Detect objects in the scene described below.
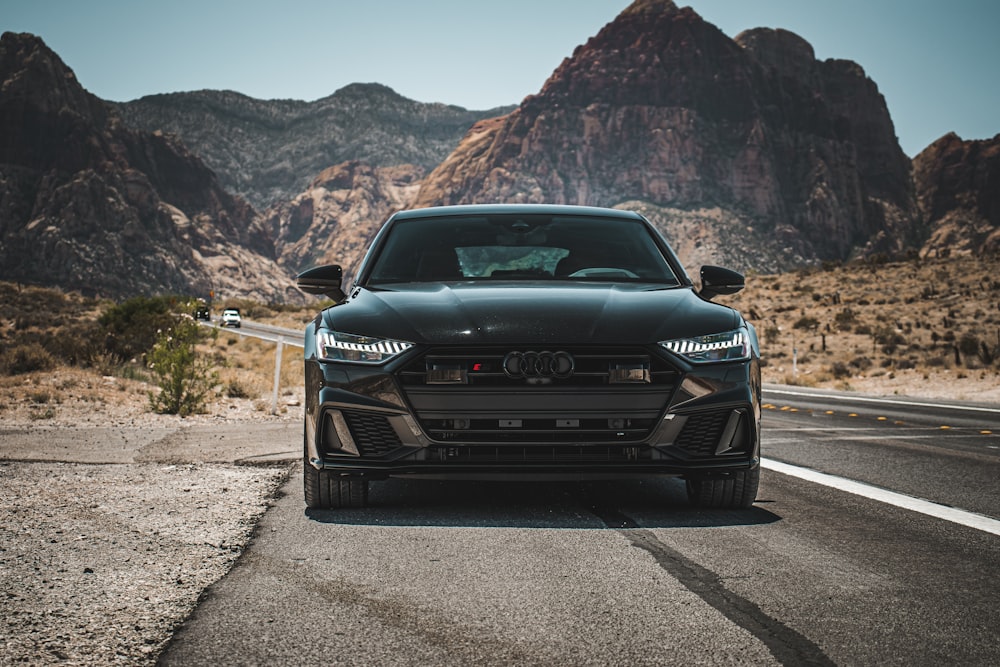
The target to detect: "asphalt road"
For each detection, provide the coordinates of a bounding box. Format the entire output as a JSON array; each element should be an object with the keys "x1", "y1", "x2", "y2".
[
  {"x1": 202, "y1": 319, "x2": 305, "y2": 348},
  {"x1": 159, "y1": 386, "x2": 1000, "y2": 666}
]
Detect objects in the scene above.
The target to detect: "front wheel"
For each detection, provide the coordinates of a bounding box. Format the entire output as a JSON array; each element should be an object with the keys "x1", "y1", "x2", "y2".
[
  {"x1": 303, "y1": 451, "x2": 369, "y2": 509},
  {"x1": 686, "y1": 466, "x2": 759, "y2": 509}
]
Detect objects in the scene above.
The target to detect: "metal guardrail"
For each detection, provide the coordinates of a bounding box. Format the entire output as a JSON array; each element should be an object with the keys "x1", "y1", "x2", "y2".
[{"x1": 199, "y1": 319, "x2": 304, "y2": 413}]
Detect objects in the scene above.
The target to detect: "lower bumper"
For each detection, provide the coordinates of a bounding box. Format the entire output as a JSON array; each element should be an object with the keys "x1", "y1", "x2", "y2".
[
  {"x1": 307, "y1": 458, "x2": 757, "y2": 481},
  {"x1": 308, "y1": 406, "x2": 758, "y2": 479},
  {"x1": 305, "y1": 355, "x2": 761, "y2": 480}
]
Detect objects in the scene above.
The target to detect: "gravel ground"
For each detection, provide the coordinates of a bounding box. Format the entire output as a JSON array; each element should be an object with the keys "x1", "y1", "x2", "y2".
[
  {"x1": 0, "y1": 366, "x2": 303, "y2": 664},
  {"x1": 0, "y1": 461, "x2": 290, "y2": 664}
]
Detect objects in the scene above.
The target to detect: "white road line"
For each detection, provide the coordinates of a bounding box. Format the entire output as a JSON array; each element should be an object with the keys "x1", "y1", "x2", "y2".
[
  {"x1": 766, "y1": 427, "x2": 963, "y2": 433},
  {"x1": 764, "y1": 388, "x2": 1000, "y2": 415},
  {"x1": 761, "y1": 458, "x2": 1000, "y2": 537},
  {"x1": 767, "y1": 432, "x2": 991, "y2": 442}
]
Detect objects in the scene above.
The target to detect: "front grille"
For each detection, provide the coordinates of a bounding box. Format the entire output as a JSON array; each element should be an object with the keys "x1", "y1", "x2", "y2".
[
  {"x1": 342, "y1": 411, "x2": 402, "y2": 457},
  {"x1": 673, "y1": 411, "x2": 730, "y2": 457},
  {"x1": 398, "y1": 346, "x2": 679, "y2": 388},
  {"x1": 428, "y1": 444, "x2": 652, "y2": 464},
  {"x1": 397, "y1": 346, "x2": 677, "y2": 444}
]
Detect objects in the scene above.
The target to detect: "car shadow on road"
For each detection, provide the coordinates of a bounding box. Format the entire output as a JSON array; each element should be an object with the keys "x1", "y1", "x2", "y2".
[{"x1": 305, "y1": 476, "x2": 781, "y2": 529}]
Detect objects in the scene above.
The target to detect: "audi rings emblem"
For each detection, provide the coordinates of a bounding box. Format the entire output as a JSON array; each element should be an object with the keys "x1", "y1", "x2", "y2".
[{"x1": 503, "y1": 350, "x2": 575, "y2": 379}]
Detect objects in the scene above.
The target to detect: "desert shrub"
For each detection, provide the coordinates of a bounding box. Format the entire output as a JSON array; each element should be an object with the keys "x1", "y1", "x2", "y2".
[
  {"x1": 763, "y1": 325, "x2": 781, "y2": 346},
  {"x1": 793, "y1": 316, "x2": 820, "y2": 330},
  {"x1": 849, "y1": 356, "x2": 872, "y2": 371},
  {"x1": 872, "y1": 326, "x2": 906, "y2": 355},
  {"x1": 147, "y1": 317, "x2": 219, "y2": 416},
  {"x1": 35, "y1": 321, "x2": 103, "y2": 367},
  {"x1": 87, "y1": 351, "x2": 124, "y2": 376},
  {"x1": 224, "y1": 378, "x2": 256, "y2": 399},
  {"x1": 925, "y1": 356, "x2": 947, "y2": 368},
  {"x1": 829, "y1": 362, "x2": 852, "y2": 379},
  {"x1": 28, "y1": 407, "x2": 56, "y2": 421},
  {"x1": 981, "y1": 341, "x2": 997, "y2": 366},
  {"x1": 955, "y1": 333, "x2": 998, "y2": 368},
  {"x1": 98, "y1": 295, "x2": 179, "y2": 361},
  {"x1": 834, "y1": 308, "x2": 857, "y2": 328},
  {"x1": 957, "y1": 333, "x2": 980, "y2": 356},
  {"x1": 0, "y1": 343, "x2": 56, "y2": 375}
]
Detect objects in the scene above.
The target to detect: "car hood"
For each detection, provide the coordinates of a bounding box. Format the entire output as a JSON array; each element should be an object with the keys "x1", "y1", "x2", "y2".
[{"x1": 322, "y1": 282, "x2": 740, "y2": 345}]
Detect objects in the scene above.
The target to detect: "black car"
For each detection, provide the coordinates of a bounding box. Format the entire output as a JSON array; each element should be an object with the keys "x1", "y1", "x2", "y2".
[{"x1": 297, "y1": 205, "x2": 761, "y2": 510}]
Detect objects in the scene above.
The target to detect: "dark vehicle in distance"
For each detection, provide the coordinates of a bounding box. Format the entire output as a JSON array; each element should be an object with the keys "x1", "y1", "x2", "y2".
[
  {"x1": 194, "y1": 302, "x2": 210, "y2": 321},
  {"x1": 298, "y1": 205, "x2": 761, "y2": 510}
]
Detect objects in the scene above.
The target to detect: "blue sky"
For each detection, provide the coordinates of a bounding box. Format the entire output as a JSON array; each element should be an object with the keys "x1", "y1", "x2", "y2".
[{"x1": 5, "y1": 0, "x2": 998, "y2": 157}]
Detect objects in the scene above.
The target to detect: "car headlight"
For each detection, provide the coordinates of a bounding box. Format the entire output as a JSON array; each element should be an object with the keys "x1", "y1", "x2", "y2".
[
  {"x1": 658, "y1": 328, "x2": 751, "y2": 363},
  {"x1": 316, "y1": 330, "x2": 414, "y2": 364}
]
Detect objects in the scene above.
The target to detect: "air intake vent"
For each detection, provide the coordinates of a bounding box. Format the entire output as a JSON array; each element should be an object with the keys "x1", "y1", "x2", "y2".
[
  {"x1": 674, "y1": 411, "x2": 732, "y2": 457},
  {"x1": 341, "y1": 411, "x2": 402, "y2": 457}
]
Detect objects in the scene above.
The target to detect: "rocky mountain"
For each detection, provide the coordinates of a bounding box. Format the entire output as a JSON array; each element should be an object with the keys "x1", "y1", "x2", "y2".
[
  {"x1": 115, "y1": 86, "x2": 513, "y2": 209},
  {"x1": 0, "y1": 32, "x2": 302, "y2": 302},
  {"x1": 914, "y1": 132, "x2": 1000, "y2": 256},
  {"x1": 413, "y1": 0, "x2": 920, "y2": 273},
  {"x1": 4, "y1": 0, "x2": 995, "y2": 306},
  {"x1": 263, "y1": 161, "x2": 423, "y2": 284}
]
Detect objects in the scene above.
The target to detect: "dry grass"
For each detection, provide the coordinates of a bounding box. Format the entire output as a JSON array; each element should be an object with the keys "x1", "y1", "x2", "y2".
[
  {"x1": 0, "y1": 287, "x2": 317, "y2": 425},
  {"x1": 726, "y1": 254, "x2": 1000, "y2": 402},
  {"x1": 205, "y1": 329, "x2": 306, "y2": 413}
]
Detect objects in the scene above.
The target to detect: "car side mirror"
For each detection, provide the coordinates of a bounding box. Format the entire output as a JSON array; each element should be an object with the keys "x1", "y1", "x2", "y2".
[
  {"x1": 700, "y1": 265, "x2": 745, "y2": 299},
  {"x1": 297, "y1": 264, "x2": 346, "y2": 302}
]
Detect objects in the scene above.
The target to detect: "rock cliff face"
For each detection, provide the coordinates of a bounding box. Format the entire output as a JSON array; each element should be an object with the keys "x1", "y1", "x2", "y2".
[
  {"x1": 262, "y1": 161, "x2": 423, "y2": 284},
  {"x1": 0, "y1": 32, "x2": 302, "y2": 302},
  {"x1": 116, "y1": 86, "x2": 512, "y2": 209},
  {"x1": 914, "y1": 132, "x2": 1000, "y2": 256},
  {"x1": 414, "y1": 0, "x2": 919, "y2": 272}
]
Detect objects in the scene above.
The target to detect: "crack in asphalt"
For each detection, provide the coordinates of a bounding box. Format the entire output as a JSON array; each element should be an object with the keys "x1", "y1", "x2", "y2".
[{"x1": 588, "y1": 504, "x2": 834, "y2": 667}]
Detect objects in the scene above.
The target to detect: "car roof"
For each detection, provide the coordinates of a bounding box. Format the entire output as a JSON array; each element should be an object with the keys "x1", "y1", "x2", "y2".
[{"x1": 389, "y1": 204, "x2": 646, "y2": 222}]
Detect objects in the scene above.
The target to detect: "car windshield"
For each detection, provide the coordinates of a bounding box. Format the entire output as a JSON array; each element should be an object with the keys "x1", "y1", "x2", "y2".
[{"x1": 366, "y1": 214, "x2": 680, "y2": 285}]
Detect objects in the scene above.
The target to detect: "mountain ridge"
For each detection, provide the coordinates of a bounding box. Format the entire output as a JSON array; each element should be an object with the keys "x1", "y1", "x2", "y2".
[{"x1": 115, "y1": 84, "x2": 513, "y2": 209}]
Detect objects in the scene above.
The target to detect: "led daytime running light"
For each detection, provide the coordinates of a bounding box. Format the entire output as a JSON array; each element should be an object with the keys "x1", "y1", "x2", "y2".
[
  {"x1": 327, "y1": 338, "x2": 412, "y2": 355},
  {"x1": 317, "y1": 330, "x2": 413, "y2": 364},
  {"x1": 659, "y1": 330, "x2": 750, "y2": 363}
]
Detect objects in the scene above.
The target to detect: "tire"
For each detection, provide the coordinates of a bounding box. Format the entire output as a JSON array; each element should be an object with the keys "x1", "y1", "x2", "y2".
[
  {"x1": 303, "y1": 449, "x2": 369, "y2": 509},
  {"x1": 686, "y1": 466, "x2": 759, "y2": 509}
]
